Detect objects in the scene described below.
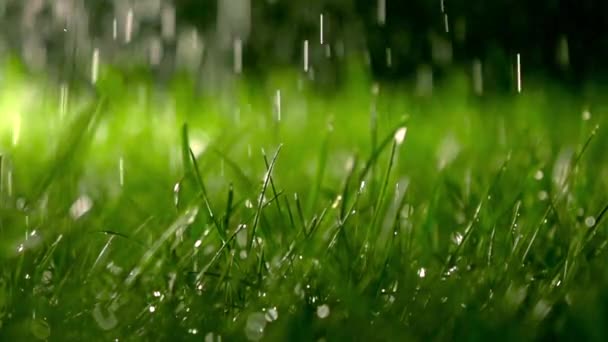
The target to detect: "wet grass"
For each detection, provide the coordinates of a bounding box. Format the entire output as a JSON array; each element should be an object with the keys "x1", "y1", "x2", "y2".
[{"x1": 1, "y1": 60, "x2": 608, "y2": 340}]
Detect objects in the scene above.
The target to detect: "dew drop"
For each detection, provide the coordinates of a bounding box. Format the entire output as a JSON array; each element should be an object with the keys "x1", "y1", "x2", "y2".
[
  {"x1": 30, "y1": 318, "x2": 50, "y2": 340},
  {"x1": 316, "y1": 304, "x2": 330, "y2": 319},
  {"x1": 245, "y1": 312, "x2": 267, "y2": 341}
]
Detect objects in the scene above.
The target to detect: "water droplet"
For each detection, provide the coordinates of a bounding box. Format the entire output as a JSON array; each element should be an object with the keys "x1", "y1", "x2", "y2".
[
  {"x1": 274, "y1": 90, "x2": 281, "y2": 121},
  {"x1": 234, "y1": 38, "x2": 243, "y2": 74},
  {"x1": 516, "y1": 53, "x2": 522, "y2": 93},
  {"x1": 265, "y1": 307, "x2": 278, "y2": 322},
  {"x1": 585, "y1": 216, "x2": 596, "y2": 228},
  {"x1": 149, "y1": 306, "x2": 156, "y2": 313},
  {"x1": 316, "y1": 304, "x2": 330, "y2": 319},
  {"x1": 452, "y1": 232, "x2": 463, "y2": 245},
  {"x1": 30, "y1": 318, "x2": 50, "y2": 340},
  {"x1": 532, "y1": 300, "x2": 552, "y2": 321},
  {"x1": 245, "y1": 312, "x2": 267, "y2": 341},
  {"x1": 303, "y1": 40, "x2": 309, "y2": 72},
  {"x1": 319, "y1": 14, "x2": 324, "y2": 44},
  {"x1": 472, "y1": 59, "x2": 483, "y2": 95},
  {"x1": 582, "y1": 109, "x2": 591, "y2": 121},
  {"x1": 377, "y1": 0, "x2": 386, "y2": 25},
  {"x1": 153, "y1": 291, "x2": 161, "y2": 298},
  {"x1": 538, "y1": 191, "x2": 548, "y2": 201},
  {"x1": 331, "y1": 195, "x2": 342, "y2": 209},
  {"x1": 534, "y1": 170, "x2": 544, "y2": 180},
  {"x1": 118, "y1": 157, "x2": 125, "y2": 186},
  {"x1": 91, "y1": 48, "x2": 99, "y2": 84},
  {"x1": 125, "y1": 8, "x2": 134, "y2": 43},
  {"x1": 92, "y1": 303, "x2": 118, "y2": 330},
  {"x1": 194, "y1": 240, "x2": 202, "y2": 248},
  {"x1": 394, "y1": 127, "x2": 407, "y2": 145},
  {"x1": 417, "y1": 267, "x2": 426, "y2": 278},
  {"x1": 188, "y1": 328, "x2": 198, "y2": 335},
  {"x1": 70, "y1": 195, "x2": 93, "y2": 220}
]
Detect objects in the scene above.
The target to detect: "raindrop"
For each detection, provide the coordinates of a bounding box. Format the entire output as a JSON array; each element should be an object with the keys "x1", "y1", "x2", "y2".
[
  {"x1": 149, "y1": 306, "x2": 156, "y2": 313},
  {"x1": 415, "y1": 65, "x2": 433, "y2": 96},
  {"x1": 532, "y1": 300, "x2": 551, "y2": 321},
  {"x1": 331, "y1": 195, "x2": 342, "y2": 209},
  {"x1": 320, "y1": 14, "x2": 324, "y2": 44},
  {"x1": 234, "y1": 38, "x2": 243, "y2": 74},
  {"x1": 161, "y1": 5, "x2": 176, "y2": 40},
  {"x1": 112, "y1": 17, "x2": 118, "y2": 40},
  {"x1": 377, "y1": 0, "x2": 386, "y2": 25},
  {"x1": 153, "y1": 291, "x2": 161, "y2": 297},
  {"x1": 274, "y1": 90, "x2": 281, "y2": 121},
  {"x1": 417, "y1": 267, "x2": 426, "y2": 278},
  {"x1": 92, "y1": 303, "x2": 118, "y2": 330},
  {"x1": 125, "y1": 8, "x2": 134, "y2": 43},
  {"x1": 534, "y1": 170, "x2": 544, "y2": 180},
  {"x1": 188, "y1": 328, "x2": 198, "y2": 335},
  {"x1": 386, "y1": 47, "x2": 392, "y2": 67},
  {"x1": 452, "y1": 232, "x2": 463, "y2": 246},
  {"x1": 444, "y1": 14, "x2": 449, "y2": 33},
  {"x1": 70, "y1": 195, "x2": 93, "y2": 220},
  {"x1": 394, "y1": 127, "x2": 407, "y2": 145},
  {"x1": 118, "y1": 157, "x2": 125, "y2": 186},
  {"x1": 236, "y1": 225, "x2": 248, "y2": 247},
  {"x1": 12, "y1": 114, "x2": 21, "y2": 146},
  {"x1": 360, "y1": 181, "x2": 366, "y2": 192},
  {"x1": 245, "y1": 312, "x2": 267, "y2": 341},
  {"x1": 316, "y1": 304, "x2": 330, "y2": 319},
  {"x1": 585, "y1": 216, "x2": 596, "y2": 228},
  {"x1": 30, "y1": 318, "x2": 50, "y2": 340},
  {"x1": 557, "y1": 35, "x2": 569, "y2": 67},
  {"x1": 472, "y1": 59, "x2": 483, "y2": 95},
  {"x1": 149, "y1": 37, "x2": 163, "y2": 65},
  {"x1": 582, "y1": 109, "x2": 591, "y2": 121},
  {"x1": 303, "y1": 40, "x2": 309, "y2": 72},
  {"x1": 91, "y1": 48, "x2": 99, "y2": 84},
  {"x1": 194, "y1": 239, "x2": 202, "y2": 248},
  {"x1": 59, "y1": 83, "x2": 69, "y2": 119},
  {"x1": 516, "y1": 53, "x2": 522, "y2": 93},
  {"x1": 265, "y1": 307, "x2": 279, "y2": 322}
]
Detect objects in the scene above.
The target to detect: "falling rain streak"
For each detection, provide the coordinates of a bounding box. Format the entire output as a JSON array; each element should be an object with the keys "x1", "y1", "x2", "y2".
[
  {"x1": 91, "y1": 48, "x2": 99, "y2": 84},
  {"x1": 473, "y1": 59, "x2": 483, "y2": 95},
  {"x1": 234, "y1": 38, "x2": 243, "y2": 74},
  {"x1": 125, "y1": 9, "x2": 133, "y2": 43},
  {"x1": 378, "y1": 0, "x2": 386, "y2": 25},
  {"x1": 119, "y1": 157, "x2": 125, "y2": 187},
  {"x1": 112, "y1": 18, "x2": 117, "y2": 40},
  {"x1": 517, "y1": 53, "x2": 522, "y2": 93},
  {"x1": 303, "y1": 40, "x2": 309, "y2": 72},
  {"x1": 320, "y1": 14, "x2": 324, "y2": 44},
  {"x1": 275, "y1": 90, "x2": 281, "y2": 121},
  {"x1": 59, "y1": 83, "x2": 69, "y2": 119}
]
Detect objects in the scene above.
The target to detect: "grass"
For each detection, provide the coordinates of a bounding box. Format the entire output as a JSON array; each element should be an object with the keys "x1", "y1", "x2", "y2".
[{"x1": 1, "y1": 57, "x2": 608, "y2": 340}]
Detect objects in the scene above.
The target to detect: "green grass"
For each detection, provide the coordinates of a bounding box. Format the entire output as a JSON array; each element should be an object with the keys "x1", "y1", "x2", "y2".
[{"x1": 1, "y1": 57, "x2": 608, "y2": 340}]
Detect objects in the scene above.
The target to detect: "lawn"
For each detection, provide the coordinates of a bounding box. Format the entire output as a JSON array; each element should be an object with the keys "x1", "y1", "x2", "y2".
[{"x1": 1, "y1": 57, "x2": 608, "y2": 340}]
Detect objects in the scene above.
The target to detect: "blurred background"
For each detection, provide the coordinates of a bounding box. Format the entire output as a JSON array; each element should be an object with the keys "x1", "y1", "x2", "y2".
[{"x1": 1, "y1": 0, "x2": 607, "y2": 94}]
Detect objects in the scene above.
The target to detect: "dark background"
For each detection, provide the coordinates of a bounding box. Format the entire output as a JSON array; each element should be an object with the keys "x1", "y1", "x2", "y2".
[{"x1": 2, "y1": 0, "x2": 608, "y2": 91}]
